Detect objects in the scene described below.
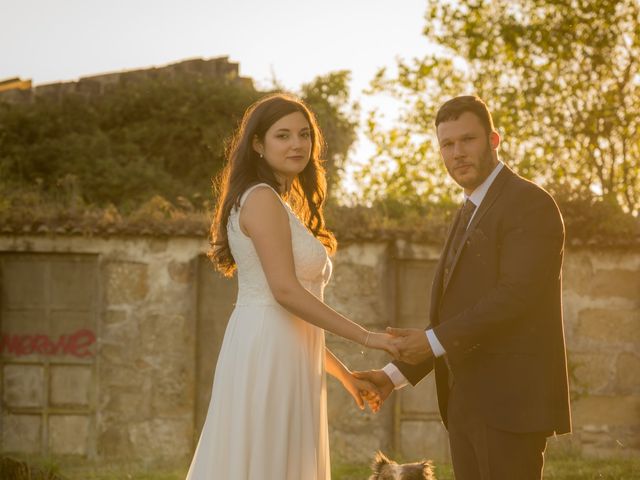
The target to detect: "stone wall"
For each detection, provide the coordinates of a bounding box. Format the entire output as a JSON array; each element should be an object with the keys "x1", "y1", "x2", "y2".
[
  {"x1": 0, "y1": 236, "x2": 199, "y2": 462},
  {"x1": 561, "y1": 249, "x2": 640, "y2": 457},
  {"x1": 0, "y1": 234, "x2": 638, "y2": 466},
  {"x1": 0, "y1": 57, "x2": 252, "y2": 104}
]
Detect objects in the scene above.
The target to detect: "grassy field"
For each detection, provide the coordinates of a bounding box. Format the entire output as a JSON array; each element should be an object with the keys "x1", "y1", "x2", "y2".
[{"x1": 15, "y1": 452, "x2": 639, "y2": 480}]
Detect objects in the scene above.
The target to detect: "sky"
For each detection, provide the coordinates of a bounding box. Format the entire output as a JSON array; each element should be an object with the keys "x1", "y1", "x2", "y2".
[{"x1": 1, "y1": 0, "x2": 434, "y2": 192}]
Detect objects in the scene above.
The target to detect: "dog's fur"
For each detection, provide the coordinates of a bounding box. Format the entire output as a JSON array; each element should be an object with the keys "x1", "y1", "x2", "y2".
[
  {"x1": 368, "y1": 451, "x2": 435, "y2": 480},
  {"x1": 0, "y1": 456, "x2": 63, "y2": 480}
]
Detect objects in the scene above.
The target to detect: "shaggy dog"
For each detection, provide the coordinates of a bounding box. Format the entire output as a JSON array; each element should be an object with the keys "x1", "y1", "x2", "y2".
[
  {"x1": 368, "y1": 451, "x2": 435, "y2": 479},
  {"x1": 0, "y1": 456, "x2": 63, "y2": 480}
]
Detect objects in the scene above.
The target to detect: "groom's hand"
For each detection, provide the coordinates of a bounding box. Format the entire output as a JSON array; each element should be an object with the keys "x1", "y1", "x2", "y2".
[
  {"x1": 352, "y1": 369, "x2": 395, "y2": 413},
  {"x1": 386, "y1": 327, "x2": 433, "y2": 365}
]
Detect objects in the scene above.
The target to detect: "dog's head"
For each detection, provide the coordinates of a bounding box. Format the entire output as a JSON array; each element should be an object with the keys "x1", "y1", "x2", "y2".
[{"x1": 368, "y1": 451, "x2": 434, "y2": 480}]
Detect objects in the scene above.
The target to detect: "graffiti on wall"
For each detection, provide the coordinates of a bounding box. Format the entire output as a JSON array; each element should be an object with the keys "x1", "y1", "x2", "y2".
[{"x1": 0, "y1": 329, "x2": 96, "y2": 358}]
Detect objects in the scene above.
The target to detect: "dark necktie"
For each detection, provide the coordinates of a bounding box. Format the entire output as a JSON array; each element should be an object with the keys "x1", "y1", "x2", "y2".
[
  {"x1": 442, "y1": 199, "x2": 477, "y2": 389},
  {"x1": 444, "y1": 199, "x2": 477, "y2": 275}
]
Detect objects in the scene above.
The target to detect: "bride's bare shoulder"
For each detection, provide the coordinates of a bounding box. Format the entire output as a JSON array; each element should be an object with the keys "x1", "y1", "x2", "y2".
[{"x1": 239, "y1": 185, "x2": 288, "y2": 235}]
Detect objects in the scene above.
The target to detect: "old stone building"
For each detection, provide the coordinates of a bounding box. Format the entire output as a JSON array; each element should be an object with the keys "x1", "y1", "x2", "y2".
[
  {"x1": 0, "y1": 56, "x2": 252, "y2": 104},
  {"x1": 0, "y1": 231, "x2": 638, "y2": 466}
]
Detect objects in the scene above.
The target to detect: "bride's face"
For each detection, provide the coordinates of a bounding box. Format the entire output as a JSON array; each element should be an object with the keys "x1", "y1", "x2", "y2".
[
  {"x1": 437, "y1": 111, "x2": 500, "y2": 195},
  {"x1": 253, "y1": 111, "x2": 312, "y2": 183}
]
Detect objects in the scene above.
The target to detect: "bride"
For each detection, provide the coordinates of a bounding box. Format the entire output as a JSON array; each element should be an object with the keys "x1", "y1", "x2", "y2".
[{"x1": 186, "y1": 93, "x2": 397, "y2": 479}]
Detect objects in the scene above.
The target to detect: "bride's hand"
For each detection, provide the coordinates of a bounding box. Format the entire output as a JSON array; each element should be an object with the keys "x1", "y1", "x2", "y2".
[
  {"x1": 366, "y1": 331, "x2": 401, "y2": 360},
  {"x1": 340, "y1": 372, "x2": 381, "y2": 411}
]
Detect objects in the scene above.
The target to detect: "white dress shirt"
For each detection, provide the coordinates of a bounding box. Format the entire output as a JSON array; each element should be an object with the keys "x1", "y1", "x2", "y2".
[{"x1": 383, "y1": 161, "x2": 504, "y2": 389}]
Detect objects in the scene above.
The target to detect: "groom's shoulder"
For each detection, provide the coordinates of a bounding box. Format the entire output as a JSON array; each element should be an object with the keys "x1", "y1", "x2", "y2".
[
  {"x1": 506, "y1": 169, "x2": 557, "y2": 204},
  {"x1": 502, "y1": 169, "x2": 562, "y2": 220}
]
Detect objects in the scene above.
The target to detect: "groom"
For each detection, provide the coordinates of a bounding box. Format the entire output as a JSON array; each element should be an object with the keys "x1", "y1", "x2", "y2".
[{"x1": 356, "y1": 96, "x2": 571, "y2": 479}]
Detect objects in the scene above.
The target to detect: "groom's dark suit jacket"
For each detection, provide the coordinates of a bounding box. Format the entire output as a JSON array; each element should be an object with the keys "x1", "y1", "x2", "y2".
[{"x1": 394, "y1": 164, "x2": 572, "y2": 435}]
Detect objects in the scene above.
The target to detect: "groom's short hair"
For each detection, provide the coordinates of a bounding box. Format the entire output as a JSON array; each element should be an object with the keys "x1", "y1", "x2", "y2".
[{"x1": 435, "y1": 95, "x2": 496, "y2": 136}]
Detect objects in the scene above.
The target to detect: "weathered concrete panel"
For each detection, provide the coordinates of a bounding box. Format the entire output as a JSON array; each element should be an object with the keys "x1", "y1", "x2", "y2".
[
  {"x1": 2, "y1": 414, "x2": 41, "y2": 453},
  {"x1": 3, "y1": 364, "x2": 44, "y2": 408}
]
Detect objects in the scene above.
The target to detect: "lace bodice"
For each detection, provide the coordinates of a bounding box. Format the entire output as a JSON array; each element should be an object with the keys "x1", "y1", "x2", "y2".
[{"x1": 227, "y1": 183, "x2": 332, "y2": 306}]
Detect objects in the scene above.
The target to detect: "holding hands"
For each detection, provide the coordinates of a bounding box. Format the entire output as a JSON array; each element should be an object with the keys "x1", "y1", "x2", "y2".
[
  {"x1": 353, "y1": 327, "x2": 434, "y2": 413},
  {"x1": 362, "y1": 328, "x2": 433, "y2": 365},
  {"x1": 365, "y1": 331, "x2": 401, "y2": 359},
  {"x1": 352, "y1": 369, "x2": 395, "y2": 413},
  {"x1": 385, "y1": 327, "x2": 433, "y2": 365},
  {"x1": 339, "y1": 371, "x2": 382, "y2": 411}
]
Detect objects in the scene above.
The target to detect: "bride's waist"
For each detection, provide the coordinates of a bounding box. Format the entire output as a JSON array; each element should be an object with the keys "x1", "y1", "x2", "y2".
[{"x1": 235, "y1": 283, "x2": 323, "y2": 306}]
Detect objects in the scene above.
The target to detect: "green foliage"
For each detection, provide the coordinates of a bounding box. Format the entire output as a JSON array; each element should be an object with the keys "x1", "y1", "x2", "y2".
[
  {"x1": 361, "y1": 0, "x2": 640, "y2": 215},
  {"x1": 300, "y1": 70, "x2": 360, "y2": 194},
  {"x1": 0, "y1": 69, "x2": 358, "y2": 211},
  {"x1": 1, "y1": 178, "x2": 636, "y2": 245},
  {"x1": 0, "y1": 73, "x2": 260, "y2": 211}
]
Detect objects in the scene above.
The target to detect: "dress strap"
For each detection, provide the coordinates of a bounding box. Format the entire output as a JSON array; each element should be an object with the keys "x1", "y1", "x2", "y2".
[{"x1": 239, "y1": 183, "x2": 287, "y2": 210}]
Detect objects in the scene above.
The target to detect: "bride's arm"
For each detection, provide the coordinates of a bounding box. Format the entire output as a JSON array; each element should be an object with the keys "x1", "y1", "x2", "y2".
[
  {"x1": 325, "y1": 347, "x2": 351, "y2": 383},
  {"x1": 240, "y1": 187, "x2": 397, "y2": 356},
  {"x1": 325, "y1": 347, "x2": 380, "y2": 410}
]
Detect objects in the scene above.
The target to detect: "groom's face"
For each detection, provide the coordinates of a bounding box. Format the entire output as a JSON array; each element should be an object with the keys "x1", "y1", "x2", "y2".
[{"x1": 437, "y1": 111, "x2": 499, "y2": 194}]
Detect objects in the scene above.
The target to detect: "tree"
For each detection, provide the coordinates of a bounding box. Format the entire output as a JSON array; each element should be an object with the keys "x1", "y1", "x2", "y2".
[
  {"x1": 0, "y1": 70, "x2": 359, "y2": 210},
  {"x1": 300, "y1": 70, "x2": 359, "y2": 196},
  {"x1": 361, "y1": 0, "x2": 640, "y2": 214}
]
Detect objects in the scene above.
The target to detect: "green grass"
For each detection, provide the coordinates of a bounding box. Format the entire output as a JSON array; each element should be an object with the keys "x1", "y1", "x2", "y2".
[{"x1": 11, "y1": 453, "x2": 640, "y2": 480}]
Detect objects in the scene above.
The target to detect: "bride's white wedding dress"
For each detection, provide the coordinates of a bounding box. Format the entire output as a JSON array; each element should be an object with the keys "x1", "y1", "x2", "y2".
[{"x1": 186, "y1": 183, "x2": 333, "y2": 480}]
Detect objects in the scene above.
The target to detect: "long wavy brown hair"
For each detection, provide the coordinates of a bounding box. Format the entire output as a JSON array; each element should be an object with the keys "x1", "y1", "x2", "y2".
[{"x1": 208, "y1": 93, "x2": 337, "y2": 277}]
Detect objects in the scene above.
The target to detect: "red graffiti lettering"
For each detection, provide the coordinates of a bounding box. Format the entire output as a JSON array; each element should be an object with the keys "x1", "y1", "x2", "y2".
[
  {"x1": 67, "y1": 329, "x2": 96, "y2": 358},
  {"x1": 0, "y1": 330, "x2": 96, "y2": 358}
]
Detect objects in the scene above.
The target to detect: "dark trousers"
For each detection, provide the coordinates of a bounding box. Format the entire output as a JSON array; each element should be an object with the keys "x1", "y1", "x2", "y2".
[{"x1": 447, "y1": 384, "x2": 548, "y2": 480}]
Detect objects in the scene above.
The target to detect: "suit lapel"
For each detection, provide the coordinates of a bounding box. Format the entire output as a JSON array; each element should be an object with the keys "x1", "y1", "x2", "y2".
[
  {"x1": 440, "y1": 165, "x2": 515, "y2": 296},
  {"x1": 429, "y1": 207, "x2": 462, "y2": 323}
]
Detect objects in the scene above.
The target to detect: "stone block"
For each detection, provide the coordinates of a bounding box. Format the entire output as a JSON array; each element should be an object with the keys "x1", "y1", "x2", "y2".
[
  {"x1": 616, "y1": 353, "x2": 640, "y2": 394},
  {"x1": 97, "y1": 425, "x2": 133, "y2": 458},
  {"x1": 49, "y1": 415, "x2": 90, "y2": 455},
  {"x1": 104, "y1": 388, "x2": 150, "y2": 420},
  {"x1": 128, "y1": 418, "x2": 191, "y2": 460},
  {"x1": 50, "y1": 365, "x2": 92, "y2": 407},
  {"x1": 100, "y1": 361, "x2": 148, "y2": 389},
  {"x1": 168, "y1": 260, "x2": 192, "y2": 284},
  {"x1": 3, "y1": 364, "x2": 44, "y2": 407},
  {"x1": 399, "y1": 419, "x2": 450, "y2": 463},
  {"x1": 99, "y1": 315, "x2": 141, "y2": 367},
  {"x1": 139, "y1": 313, "x2": 186, "y2": 356},
  {"x1": 2, "y1": 414, "x2": 41, "y2": 453},
  {"x1": 324, "y1": 266, "x2": 383, "y2": 326},
  {"x1": 576, "y1": 308, "x2": 640, "y2": 344},
  {"x1": 148, "y1": 239, "x2": 168, "y2": 253},
  {"x1": 570, "y1": 352, "x2": 614, "y2": 394},
  {"x1": 401, "y1": 374, "x2": 439, "y2": 414},
  {"x1": 151, "y1": 369, "x2": 192, "y2": 417},
  {"x1": 397, "y1": 261, "x2": 437, "y2": 324},
  {"x1": 336, "y1": 243, "x2": 387, "y2": 268},
  {"x1": 104, "y1": 309, "x2": 128, "y2": 325},
  {"x1": 572, "y1": 395, "x2": 640, "y2": 428},
  {"x1": 330, "y1": 429, "x2": 390, "y2": 462},
  {"x1": 329, "y1": 264, "x2": 379, "y2": 298},
  {"x1": 101, "y1": 317, "x2": 140, "y2": 349},
  {"x1": 577, "y1": 424, "x2": 639, "y2": 458},
  {"x1": 562, "y1": 253, "x2": 594, "y2": 296},
  {"x1": 104, "y1": 261, "x2": 149, "y2": 304},
  {"x1": 576, "y1": 268, "x2": 640, "y2": 302}
]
